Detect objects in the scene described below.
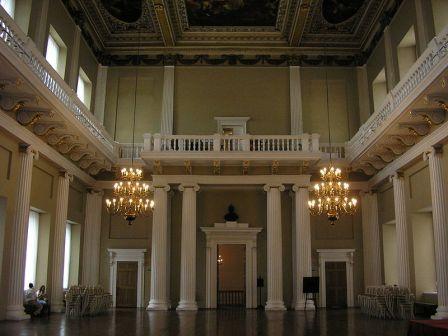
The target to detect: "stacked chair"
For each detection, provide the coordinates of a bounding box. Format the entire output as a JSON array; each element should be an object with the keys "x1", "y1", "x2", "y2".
[
  {"x1": 358, "y1": 285, "x2": 415, "y2": 320},
  {"x1": 65, "y1": 286, "x2": 112, "y2": 317}
]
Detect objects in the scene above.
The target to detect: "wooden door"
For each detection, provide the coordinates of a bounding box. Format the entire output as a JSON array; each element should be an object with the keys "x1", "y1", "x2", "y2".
[
  {"x1": 325, "y1": 262, "x2": 347, "y2": 308},
  {"x1": 116, "y1": 261, "x2": 138, "y2": 308}
]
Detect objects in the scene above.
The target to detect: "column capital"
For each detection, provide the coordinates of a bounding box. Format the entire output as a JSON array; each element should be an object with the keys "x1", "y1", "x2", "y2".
[
  {"x1": 389, "y1": 171, "x2": 404, "y2": 182},
  {"x1": 87, "y1": 188, "x2": 104, "y2": 196},
  {"x1": 263, "y1": 184, "x2": 285, "y2": 192},
  {"x1": 292, "y1": 185, "x2": 309, "y2": 192},
  {"x1": 423, "y1": 145, "x2": 443, "y2": 161},
  {"x1": 18, "y1": 143, "x2": 38, "y2": 159},
  {"x1": 179, "y1": 184, "x2": 199, "y2": 192},
  {"x1": 151, "y1": 184, "x2": 170, "y2": 192},
  {"x1": 59, "y1": 170, "x2": 74, "y2": 182}
]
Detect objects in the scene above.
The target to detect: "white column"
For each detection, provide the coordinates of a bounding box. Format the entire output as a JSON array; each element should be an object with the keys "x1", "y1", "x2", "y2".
[
  {"x1": 293, "y1": 185, "x2": 315, "y2": 310},
  {"x1": 391, "y1": 173, "x2": 412, "y2": 289},
  {"x1": 357, "y1": 65, "x2": 371, "y2": 124},
  {"x1": 177, "y1": 184, "x2": 199, "y2": 310},
  {"x1": 264, "y1": 184, "x2": 286, "y2": 310},
  {"x1": 6, "y1": 144, "x2": 37, "y2": 320},
  {"x1": 147, "y1": 185, "x2": 170, "y2": 310},
  {"x1": 50, "y1": 171, "x2": 72, "y2": 312},
  {"x1": 384, "y1": 26, "x2": 400, "y2": 89},
  {"x1": 160, "y1": 65, "x2": 175, "y2": 135},
  {"x1": 94, "y1": 65, "x2": 108, "y2": 124},
  {"x1": 361, "y1": 191, "x2": 382, "y2": 287},
  {"x1": 290, "y1": 66, "x2": 303, "y2": 135},
  {"x1": 68, "y1": 26, "x2": 82, "y2": 90},
  {"x1": 81, "y1": 189, "x2": 103, "y2": 285},
  {"x1": 425, "y1": 147, "x2": 448, "y2": 319}
]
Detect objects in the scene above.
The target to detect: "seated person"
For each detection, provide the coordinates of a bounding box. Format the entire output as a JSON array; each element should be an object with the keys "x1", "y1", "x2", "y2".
[
  {"x1": 37, "y1": 285, "x2": 48, "y2": 304},
  {"x1": 24, "y1": 283, "x2": 43, "y2": 316}
]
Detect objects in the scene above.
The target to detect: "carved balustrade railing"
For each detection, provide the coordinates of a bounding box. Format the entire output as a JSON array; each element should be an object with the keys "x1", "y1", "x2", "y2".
[
  {"x1": 347, "y1": 24, "x2": 448, "y2": 162},
  {"x1": 118, "y1": 133, "x2": 322, "y2": 158},
  {"x1": 0, "y1": 7, "x2": 115, "y2": 154}
]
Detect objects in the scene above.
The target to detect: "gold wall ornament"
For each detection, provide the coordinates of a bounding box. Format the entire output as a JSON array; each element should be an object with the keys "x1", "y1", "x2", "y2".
[{"x1": 308, "y1": 166, "x2": 358, "y2": 225}]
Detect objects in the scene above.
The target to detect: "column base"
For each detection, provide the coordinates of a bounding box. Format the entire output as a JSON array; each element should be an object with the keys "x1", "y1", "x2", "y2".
[
  {"x1": 147, "y1": 300, "x2": 169, "y2": 311},
  {"x1": 6, "y1": 305, "x2": 30, "y2": 320},
  {"x1": 51, "y1": 303, "x2": 65, "y2": 313},
  {"x1": 431, "y1": 306, "x2": 448, "y2": 320},
  {"x1": 294, "y1": 299, "x2": 315, "y2": 311},
  {"x1": 265, "y1": 300, "x2": 286, "y2": 311},
  {"x1": 176, "y1": 301, "x2": 198, "y2": 311}
]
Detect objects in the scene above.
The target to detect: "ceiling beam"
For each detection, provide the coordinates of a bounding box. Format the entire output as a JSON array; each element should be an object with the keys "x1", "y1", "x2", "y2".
[
  {"x1": 288, "y1": 1, "x2": 311, "y2": 47},
  {"x1": 152, "y1": 0, "x2": 176, "y2": 47}
]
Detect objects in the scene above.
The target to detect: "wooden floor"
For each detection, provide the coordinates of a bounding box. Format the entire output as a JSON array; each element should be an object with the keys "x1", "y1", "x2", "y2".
[{"x1": 0, "y1": 308, "x2": 409, "y2": 335}]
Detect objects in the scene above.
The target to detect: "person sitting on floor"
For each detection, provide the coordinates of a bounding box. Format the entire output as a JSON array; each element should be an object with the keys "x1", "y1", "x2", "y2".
[{"x1": 24, "y1": 283, "x2": 43, "y2": 316}]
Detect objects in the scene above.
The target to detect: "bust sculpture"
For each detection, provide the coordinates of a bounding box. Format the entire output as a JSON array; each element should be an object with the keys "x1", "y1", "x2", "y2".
[{"x1": 224, "y1": 204, "x2": 239, "y2": 222}]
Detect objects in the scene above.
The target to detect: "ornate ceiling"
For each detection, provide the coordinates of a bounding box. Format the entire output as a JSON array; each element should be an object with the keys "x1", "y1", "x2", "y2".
[{"x1": 63, "y1": 0, "x2": 404, "y2": 66}]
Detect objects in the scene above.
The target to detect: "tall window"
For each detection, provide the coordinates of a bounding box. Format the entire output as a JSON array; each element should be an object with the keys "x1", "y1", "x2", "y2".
[
  {"x1": 63, "y1": 223, "x2": 72, "y2": 289},
  {"x1": 77, "y1": 68, "x2": 92, "y2": 109},
  {"x1": 45, "y1": 26, "x2": 67, "y2": 79},
  {"x1": 0, "y1": 0, "x2": 15, "y2": 17},
  {"x1": 24, "y1": 211, "x2": 39, "y2": 289}
]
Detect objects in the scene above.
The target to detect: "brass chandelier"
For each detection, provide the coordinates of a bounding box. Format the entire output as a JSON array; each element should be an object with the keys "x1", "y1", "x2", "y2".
[
  {"x1": 308, "y1": 57, "x2": 357, "y2": 224},
  {"x1": 105, "y1": 32, "x2": 154, "y2": 225}
]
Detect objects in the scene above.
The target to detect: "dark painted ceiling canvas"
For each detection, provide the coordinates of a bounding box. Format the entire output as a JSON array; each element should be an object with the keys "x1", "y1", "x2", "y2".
[
  {"x1": 321, "y1": 0, "x2": 365, "y2": 24},
  {"x1": 100, "y1": 0, "x2": 143, "y2": 23},
  {"x1": 184, "y1": 0, "x2": 280, "y2": 26}
]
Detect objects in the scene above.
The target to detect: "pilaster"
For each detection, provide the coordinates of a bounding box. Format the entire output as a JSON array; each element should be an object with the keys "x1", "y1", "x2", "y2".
[
  {"x1": 147, "y1": 185, "x2": 170, "y2": 310},
  {"x1": 414, "y1": 0, "x2": 435, "y2": 55},
  {"x1": 81, "y1": 189, "x2": 103, "y2": 285},
  {"x1": 50, "y1": 171, "x2": 72, "y2": 312},
  {"x1": 177, "y1": 184, "x2": 200, "y2": 310},
  {"x1": 93, "y1": 65, "x2": 108, "y2": 124},
  {"x1": 384, "y1": 26, "x2": 400, "y2": 88},
  {"x1": 68, "y1": 26, "x2": 81, "y2": 90},
  {"x1": 264, "y1": 184, "x2": 286, "y2": 310},
  {"x1": 424, "y1": 147, "x2": 448, "y2": 319},
  {"x1": 289, "y1": 66, "x2": 303, "y2": 135},
  {"x1": 357, "y1": 65, "x2": 371, "y2": 123},
  {"x1": 6, "y1": 144, "x2": 38, "y2": 320},
  {"x1": 160, "y1": 65, "x2": 175, "y2": 135}
]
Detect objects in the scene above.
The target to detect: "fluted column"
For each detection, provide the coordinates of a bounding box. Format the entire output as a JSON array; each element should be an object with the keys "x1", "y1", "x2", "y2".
[
  {"x1": 50, "y1": 171, "x2": 72, "y2": 312},
  {"x1": 384, "y1": 26, "x2": 400, "y2": 87},
  {"x1": 264, "y1": 184, "x2": 286, "y2": 310},
  {"x1": 425, "y1": 147, "x2": 448, "y2": 319},
  {"x1": 293, "y1": 185, "x2": 315, "y2": 310},
  {"x1": 177, "y1": 184, "x2": 200, "y2": 310},
  {"x1": 81, "y1": 189, "x2": 103, "y2": 285},
  {"x1": 361, "y1": 191, "x2": 382, "y2": 287},
  {"x1": 391, "y1": 173, "x2": 412, "y2": 289},
  {"x1": 147, "y1": 185, "x2": 170, "y2": 310},
  {"x1": 68, "y1": 26, "x2": 81, "y2": 89},
  {"x1": 6, "y1": 144, "x2": 37, "y2": 320}
]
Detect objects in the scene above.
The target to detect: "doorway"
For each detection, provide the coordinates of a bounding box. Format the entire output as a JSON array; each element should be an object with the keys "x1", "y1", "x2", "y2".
[
  {"x1": 217, "y1": 244, "x2": 246, "y2": 308},
  {"x1": 325, "y1": 262, "x2": 347, "y2": 308},
  {"x1": 116, "y1": 261, "x2": 138, "y2": 308}
]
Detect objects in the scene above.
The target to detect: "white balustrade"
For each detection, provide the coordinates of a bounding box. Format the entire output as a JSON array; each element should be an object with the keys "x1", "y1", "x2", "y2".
[
  {"x1": 347, "y1": 24, "x2": 448, "y2": 161},
  {"x1": 319, "y1": 143, "x2": 346, "y2": 159},
  {"x1": 0, "y1": 7, "x2": 114, "y2": 154},
  {"x1": 124, "y1": 133, "x2": 323, "y2": 158}
]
